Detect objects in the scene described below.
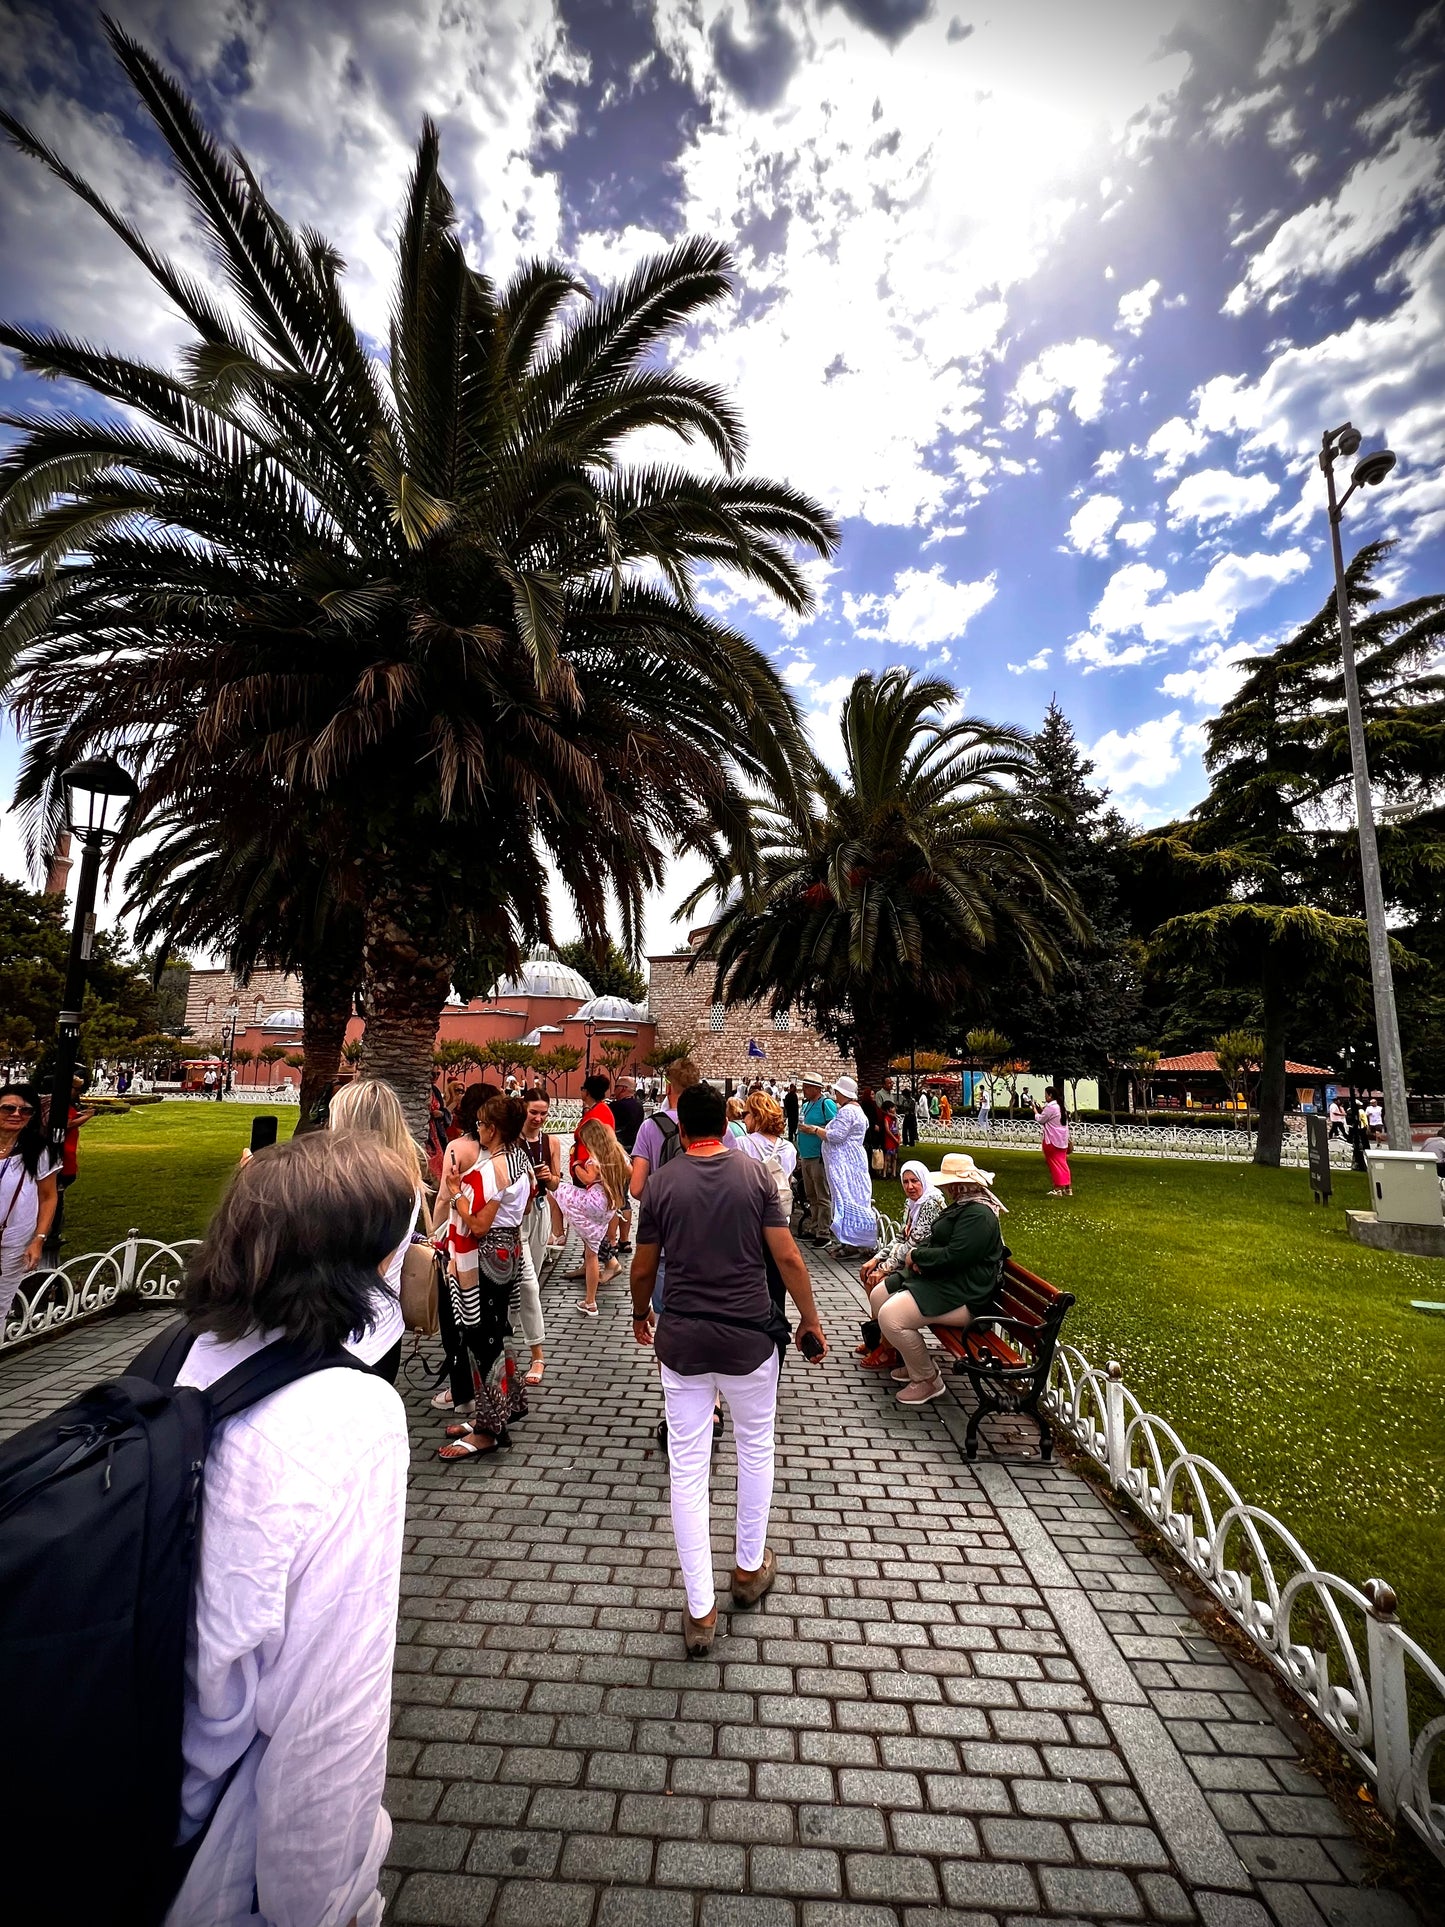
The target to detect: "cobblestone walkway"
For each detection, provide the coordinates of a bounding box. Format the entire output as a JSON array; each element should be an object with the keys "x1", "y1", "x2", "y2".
[{"x1": 0, "y1": 1253, "x2": 1423, "y2": 1927}]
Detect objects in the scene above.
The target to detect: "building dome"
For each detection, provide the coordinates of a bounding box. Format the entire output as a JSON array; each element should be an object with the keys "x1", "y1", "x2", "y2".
[
  {"x1": 486, "y1": 947, "x2": 595, "y2": 1003},
  {"x1": 573, "y1": 994, "x2": 649, "y2": 1023},
  {"x1": 262, "y1": 1007, "x2": 304, "y2": 1029}
]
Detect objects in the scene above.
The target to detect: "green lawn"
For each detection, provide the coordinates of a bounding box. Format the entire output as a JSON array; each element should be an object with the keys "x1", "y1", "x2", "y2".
[
  {"x1": 879, "y1": 1144, "x2": 1445, "y2": 1665},
  {"x1": 60, "y1": 1105, "x2": 1445, "y2": 1660}
]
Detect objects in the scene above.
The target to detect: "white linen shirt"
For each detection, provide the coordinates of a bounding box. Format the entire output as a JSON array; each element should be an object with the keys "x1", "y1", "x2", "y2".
[
  {"x1": 167, "y1": 1330, "x2": 409, "y2": 1927},
  {"x1": 345, "y1": 1191, "x2": 421, "y2": 1367}
]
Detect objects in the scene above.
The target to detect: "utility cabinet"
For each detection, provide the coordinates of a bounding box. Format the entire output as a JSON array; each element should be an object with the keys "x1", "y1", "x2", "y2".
[{"x1": 1364, "y1": 1150, "x2": 1445, "y2": 1227}]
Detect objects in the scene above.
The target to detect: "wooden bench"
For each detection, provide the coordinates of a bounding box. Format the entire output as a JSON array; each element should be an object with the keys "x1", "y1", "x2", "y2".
[{"x1": 930, "y1": 1258, "x2": 1076, "y2": 1461}]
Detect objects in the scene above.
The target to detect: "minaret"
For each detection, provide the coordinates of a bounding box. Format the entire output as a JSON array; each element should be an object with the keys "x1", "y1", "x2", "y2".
[{"x1": 43, "y1": 831, "x2": 73, "y2": 898}]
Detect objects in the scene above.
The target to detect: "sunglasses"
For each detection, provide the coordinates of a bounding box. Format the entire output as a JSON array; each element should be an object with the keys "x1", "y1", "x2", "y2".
[{"x1": 0, "y1": 1102, "x2": 35, "y2": 1116}]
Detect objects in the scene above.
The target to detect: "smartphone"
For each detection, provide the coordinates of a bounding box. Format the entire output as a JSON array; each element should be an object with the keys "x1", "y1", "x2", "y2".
[
  {"x1": 799, "y1": 1330, "x2": 825, "y2": 1361},
  {"x1": 249, "y1": 1114, "x2": 279, "y2": 1155}
]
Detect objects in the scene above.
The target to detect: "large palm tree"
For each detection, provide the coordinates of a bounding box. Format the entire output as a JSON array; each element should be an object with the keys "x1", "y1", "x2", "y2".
[
  {"x1": 0, "y1": 24, "x2": 836, "y2": 1130},
  {"x1": 693, "y1": 669, "x2": 1087, "y2": 1087}
]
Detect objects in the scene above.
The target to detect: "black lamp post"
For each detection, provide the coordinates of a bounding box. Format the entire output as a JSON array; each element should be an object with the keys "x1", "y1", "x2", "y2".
[{"x1": 44, "y1": 758, "x2": 137, "y2": 1258}]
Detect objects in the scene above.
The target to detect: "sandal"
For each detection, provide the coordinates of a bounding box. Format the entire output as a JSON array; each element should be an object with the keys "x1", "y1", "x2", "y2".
[
  {"x1": 429, "y1": 1388, "x2": 455, "y2": 1409},
  {"x1": 436, "y1": 1431, "x2": 506, "y2": 1460},
  {"x1": 576, "y1": 1300, "x2": 598, "y2": 1316},
  {"x1": 525, "y1": 1359, "x2": 545, "y2": 1386}
]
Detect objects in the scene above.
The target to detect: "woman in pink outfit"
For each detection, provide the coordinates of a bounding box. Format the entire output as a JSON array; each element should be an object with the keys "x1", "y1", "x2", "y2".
[{"x1": 1034, "y1": 1087, "x2": 1073, "y2": 1196}]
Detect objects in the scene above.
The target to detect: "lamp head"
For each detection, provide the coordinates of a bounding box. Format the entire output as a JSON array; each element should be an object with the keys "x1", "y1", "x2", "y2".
[
  {"x1": 1334, "y1": 425, "x2": 1362, "y2": 459},
  {"x1": 62, "y1": 757, "x2": 138, "y2": 839},
  {"x1": 1352, "y1": 449, "x2": 1396, "y2": 488}
]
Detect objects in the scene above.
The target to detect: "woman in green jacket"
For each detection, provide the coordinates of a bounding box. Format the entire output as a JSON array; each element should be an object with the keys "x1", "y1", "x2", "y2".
[{"x1": 868, "y1": 1152, "x2": 1005, "y2": 1406}]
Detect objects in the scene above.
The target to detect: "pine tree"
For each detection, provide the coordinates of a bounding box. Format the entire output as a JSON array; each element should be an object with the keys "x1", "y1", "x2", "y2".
[{"x1": 987, "y1": 701, "x2": 1142, "y2": 1105}]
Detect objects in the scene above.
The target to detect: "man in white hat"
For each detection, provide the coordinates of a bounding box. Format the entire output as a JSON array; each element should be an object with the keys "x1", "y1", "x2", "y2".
[{"x1": 798, "y1": 1074, "x2": 876, "y2": 1258}]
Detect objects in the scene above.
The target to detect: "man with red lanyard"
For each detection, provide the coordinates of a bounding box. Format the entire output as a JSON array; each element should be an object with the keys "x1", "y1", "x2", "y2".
[{"x1": 629, "y1": 1080, "x2": 828, "y2": 1658}]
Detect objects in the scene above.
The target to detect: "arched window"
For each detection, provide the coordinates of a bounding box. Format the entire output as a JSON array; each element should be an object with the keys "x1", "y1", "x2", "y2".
[
  {"x1": 254, "y1": 998, "x2": 264, "y2": 1024},
  {"x1": 204, "y1": 999, "x2": 216, "y2": 1027},
  {"x1": 709, "y1": 1001, "x2": 726, "y2": 1032},
  {"x1": 772, "y1": 1008, "x2": 791, "y2": 1031}
]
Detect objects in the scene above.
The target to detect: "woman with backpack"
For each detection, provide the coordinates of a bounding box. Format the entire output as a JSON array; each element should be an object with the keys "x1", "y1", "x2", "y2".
[
  {"x1": 0, "y1": 1082, "x2": 58, "y2": 1323},
  {"x1": 170, "y1": 1130, "x2": 414, "y2": 1927}
]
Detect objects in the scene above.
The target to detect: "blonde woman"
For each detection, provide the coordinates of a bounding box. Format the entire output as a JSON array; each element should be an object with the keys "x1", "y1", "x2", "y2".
[
  {"x1": 555, "y1": 1118, "x2": 631, "y2": 1313},
  {"x1": 327, "y1": 1077, "x2": 428, "y2": 1384},
  {"x1": 740, "y1": 1090, "x2": 799, "y2": 1317},
  {"x1": 725, "y1": 1095, "x2": 749, "y2": 1142}
]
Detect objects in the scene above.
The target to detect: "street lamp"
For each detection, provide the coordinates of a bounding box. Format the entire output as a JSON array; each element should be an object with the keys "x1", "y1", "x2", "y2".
[
  {"x1": 1319, "y1": 421, "x2": 1410, "y2": 1151},
  {"x1": 221, "y1": 1001, "x2": 241, "y2": 1098},
  {"x1": 44, "y1": 758, "x2": 137, "y2": 1252}
]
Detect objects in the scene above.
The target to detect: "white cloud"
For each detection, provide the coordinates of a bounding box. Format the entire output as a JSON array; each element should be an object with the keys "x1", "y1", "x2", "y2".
[
  {"x1": 1224, "y1": 126, "x2": 1444, "y2": 314},
  {"x1": 843, "y1": 565, "x2": 997, "y2": 647},
  {"x1": 1144, "y1": 414, "x2": 1208, "y2": 477},
  {"x1": 1067, "y1": 547, "x2": 1311, "y2": 667},
  {"x1": 1166, "y1": 467, "x2": 1279, "y2": 530},
  {"x1": 1088, "y1": 711, "x2": 1208, "y2": 794},
  {"x1": 1115, "y1": 519, "x2": 1156, "y2": 550},
  {"x1": 1094, "y1": 448, "x2": 1126, "y2": 476},
  {"x1": 1258, "y1": 0, "x2": 1356, "y2": 75},
  {"x1": 1158, "y1": 641, "x2": 1267, "y2": 708},
  {"x1": 1011, "y1": 337, "x2": 1120, "y2": 425},
  {"x1": 1116, "y1": 278, "x2": 1161, "y2": 334},
  {"x1": 1064, "y1": 494, "x2": 1123, "y2": 557},
  {"x1": 1007, "y1": 649, "x2": 1052, "y2": 675}
]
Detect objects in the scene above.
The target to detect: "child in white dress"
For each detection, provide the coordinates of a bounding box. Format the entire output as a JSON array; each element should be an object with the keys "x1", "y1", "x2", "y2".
[{"x1": 555, "y1": 1120, "x2": 631, "y2": 1314}]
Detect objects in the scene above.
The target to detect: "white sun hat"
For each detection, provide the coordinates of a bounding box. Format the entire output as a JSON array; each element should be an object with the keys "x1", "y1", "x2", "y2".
[{"x1": 831, "y1": 1075, "x2": 859, "y2": 1100}]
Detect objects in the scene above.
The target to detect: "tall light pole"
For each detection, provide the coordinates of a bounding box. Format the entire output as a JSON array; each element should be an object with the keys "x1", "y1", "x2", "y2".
[
  {"x1": 44, "y1": 759, "x2": 137, "y2": 1258},
  {"x1": 221, "y1": 1000, "x2": 241, "y2": 1098},
  {"x1": 1319, "y1": 421, "x2": 1410, "y2": 1151}
]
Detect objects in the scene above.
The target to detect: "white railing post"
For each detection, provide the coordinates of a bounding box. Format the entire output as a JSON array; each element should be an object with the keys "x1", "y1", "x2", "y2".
[
  {"x1": 120, "y1": 1229, "x2": 138, "y2": 1295},
  {"x1": 1364, "y1": 1579, "x2": 1411, "y2": 1821},
  {"x1": 1104, "y1": 1361, "x2": 1127, "y2": 1487}
]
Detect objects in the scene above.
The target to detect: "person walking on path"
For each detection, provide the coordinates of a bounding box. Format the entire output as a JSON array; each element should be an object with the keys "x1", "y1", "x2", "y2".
[
  {"x1": 799, "y1": 1075, "x2": 877, "y2": 1258},
  {"x1": 740, "y1": 1090, "x2": 798, "y2": 1317},
  {"x1": 794, "y1": 1073, "x2": 836, "y2": 1244},
  {"x1": 868, "y1": 1150, "x2": 1005, "y2": 1407},
  {"x1": 629, "y1": 1080, "x2": 828, "y2": 1657},
  {"x1": 783, "y1": 1082, "x2": 799, "y2": 1142},
  {"x1": 1033, "y1": 1085, "x2": 1073, "y2": 1195},
  {"x1": 899, "y1": 1087, "x2": 918, "y2": 1148},
  {"x1": 326, "y1": 1076, "x2": 427, "y2": 1385},
  {"x1": 0, "y1": 1083, "x2": 58, "y2": 1324},
  {"x1": 168, "y1": 1131, "x2": 412, "y2": 1927},
  {"x1": 608, "y1": 1075, "x2": 645, "y2": 1253},
  {"x1": 518, "y1": 1087, "x2": 558, "y2": 1382},
  {"x1": 976, "y1": 1083, "x2": 991, "y2": 1132},
  {"x1": 557, "y1": 1120, "x2": 630, "y2": 1314}
]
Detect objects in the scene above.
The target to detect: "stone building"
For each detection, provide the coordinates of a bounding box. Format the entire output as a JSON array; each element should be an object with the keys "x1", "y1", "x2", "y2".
[
  {"x1": 647, "y1": 917, "x2": 853, "y2": 1088},
  {"x1": 183, "y1": 966, "x2": 304, "y2": 1040}
]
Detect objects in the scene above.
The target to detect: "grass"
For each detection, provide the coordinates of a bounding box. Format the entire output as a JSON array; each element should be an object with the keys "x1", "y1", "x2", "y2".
[
  {"x1": 877, "y1": 1144, "x2": 1445, "y2": 1665},
  {"x1": 60, "y1": 1105, "x2": 1445, "y2": 1660}
]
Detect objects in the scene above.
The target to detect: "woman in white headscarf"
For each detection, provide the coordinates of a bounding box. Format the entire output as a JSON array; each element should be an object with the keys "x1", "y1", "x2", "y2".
[{"x1": 859, "y1": 1161, "x2": 944, "y2": 1294}]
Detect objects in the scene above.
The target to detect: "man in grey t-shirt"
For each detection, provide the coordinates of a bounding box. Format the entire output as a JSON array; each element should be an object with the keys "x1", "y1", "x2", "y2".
[{"x1": 631, "y1": 1082, "x2": 827, "y2": 1659}]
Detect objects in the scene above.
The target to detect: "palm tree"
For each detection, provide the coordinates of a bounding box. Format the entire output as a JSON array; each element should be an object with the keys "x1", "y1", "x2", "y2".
[
  {"x1": 1212, "y1": 1028, "x2": 1263, "y2": 1135},
  {"x1": 693, "y1": 670, "x2": 1086, "y2": 1088},
  {"x1": 0, "y1": 24, "x2": 837, "y2": 1133}
]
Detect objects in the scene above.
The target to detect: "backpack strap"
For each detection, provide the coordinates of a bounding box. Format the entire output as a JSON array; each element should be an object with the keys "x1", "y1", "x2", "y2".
[
  {"x1": 206, "y1": 1340, "x2": 370, "y2": 1424},
  {"x1": 655, "y1": 1114, "x2": 680, "y2": 1163},
  {"x1": 128, "y1": 1316, "x2": 196, "y2": 1389}
]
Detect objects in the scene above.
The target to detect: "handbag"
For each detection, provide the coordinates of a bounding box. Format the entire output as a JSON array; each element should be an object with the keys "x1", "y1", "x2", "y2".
[
  {"x1": 869, "y1": 1148, "x2": 885, "y2": 1174},
  {"x1": 399, "y1": 1235, "x2": 442, "y2": 1336}
]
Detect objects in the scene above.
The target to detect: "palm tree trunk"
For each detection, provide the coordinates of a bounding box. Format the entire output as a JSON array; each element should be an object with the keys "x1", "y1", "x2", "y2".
[
  {"x1": 1253, "y1": 965, "x2": 1288, "y2": 1168},
  {"x1": 851, "y1": 1016, "x2": 892, "y2": 1094},
  {"x1": 361, "y1": 892, "x2": 451, "y2": 1141},
  {"x1": 296, "y1": 956, "x2": 357, "y2": 1134}
]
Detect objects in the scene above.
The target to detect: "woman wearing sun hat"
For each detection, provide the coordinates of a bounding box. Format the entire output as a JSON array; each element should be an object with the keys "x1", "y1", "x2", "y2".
[
  {"x1": 867, "y1": 1151, "x2": 1006, "y2": 1406},
  {"x1": 798, "y1": 1074, "x2": 876, "y2": 1257}
]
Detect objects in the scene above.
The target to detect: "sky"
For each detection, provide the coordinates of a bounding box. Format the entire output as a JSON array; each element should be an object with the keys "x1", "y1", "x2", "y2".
[{"x1": 1, "y1": 0, "x2": 1442, "y2": 959}]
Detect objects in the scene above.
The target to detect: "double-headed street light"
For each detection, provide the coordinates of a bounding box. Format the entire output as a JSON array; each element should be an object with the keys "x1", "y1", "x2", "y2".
[
  {"x1": 44, "y1": 758, "x2": 137, "y2": 1256},
  {"x1": 1319, "y1": 422, "x2": 1410, "y2": 1152}
]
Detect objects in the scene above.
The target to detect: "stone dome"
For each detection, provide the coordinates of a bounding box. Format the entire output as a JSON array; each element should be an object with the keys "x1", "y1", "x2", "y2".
[
  {"x1": 487, "y1": 947, "x2": 595, "y2": 1003},
  {"x1": 573, "y1": 994, "x2": 649, "y2": 1023},
  {"x1": 262, "y1": 1007, "x2": 304, "y2": 1029}
]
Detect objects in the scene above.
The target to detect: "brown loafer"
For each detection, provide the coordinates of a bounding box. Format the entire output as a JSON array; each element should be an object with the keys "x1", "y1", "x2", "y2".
[
  {"x1": 682, "y1": 1607, "x2": 717, "y2": 1656},
  {"x1": 731, "y1": 1548, "x2": 778, "y2": 1608}
]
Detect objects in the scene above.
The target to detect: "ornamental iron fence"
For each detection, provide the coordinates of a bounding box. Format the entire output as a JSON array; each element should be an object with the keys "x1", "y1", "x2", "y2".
[
  {"x1": 922, "y1": 1117, "x2": 1359, "y2": 1166},
  {"x1": 1, "y1": 1231, "x2": 196, "y2": 1355},
  {"x1": 1043, "y1": 1343, "x2": 1445, "y2": 1868}
]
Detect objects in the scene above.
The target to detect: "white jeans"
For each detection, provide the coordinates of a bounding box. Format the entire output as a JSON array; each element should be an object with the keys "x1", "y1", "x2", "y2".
[
  {"x1": 661, "y1": 1351, "x2": 780, "y2": 1618},
  {"x1": 515, "y1": 1222, "x2": 545, "y2": 1350}
]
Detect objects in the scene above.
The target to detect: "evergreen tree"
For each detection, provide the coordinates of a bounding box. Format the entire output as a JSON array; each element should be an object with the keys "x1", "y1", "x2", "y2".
[
  {"x1": 555, "y1": 939, "x2": 648, "y2": 1006},
  {"x1": 985, "y1": 700, "x2": 1142, "y2": 1102}
]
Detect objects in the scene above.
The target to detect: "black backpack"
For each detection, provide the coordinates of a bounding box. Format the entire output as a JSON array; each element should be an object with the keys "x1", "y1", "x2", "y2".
[
  {"x1": 653, "y1": 1112, "x2": 684, "y2": 1165},
  {"x1": 0, "y1": 1319, "x2": 368, "y2": 1927}
]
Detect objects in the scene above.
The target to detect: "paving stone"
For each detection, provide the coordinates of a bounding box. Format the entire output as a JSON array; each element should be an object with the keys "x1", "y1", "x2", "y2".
[
  {"x1": 1194, "y1": 1896, "x2": 1272, "y2": 1927},
  {"x1": 1039, "y1": 1865, "x2": 1145, "y2": 1916},
  {"x1": 710, "y1": 1797, "x2": 796, "y2": 1844},
  {"x1": 845, "y1": 1853, "x2": 941, "y2": 1903},
  {"x1": 595, "y1": 1889, "x2": 696, "y2": 1927},
  {"x1": 655, "y1": 1839, "x2": 749, "y2": 1887},
  {"x1": 1013, "y1": 1779, "x2": 1100, "y2": 1821},
  {"x1": 799, "y1": 1803, "x2": 890, "y2": 1849},
  {"x1": 1303, "y1": 1892, "x2": 1422, "y2": 1927},
  {"x1": 1071, "y1": 1820, "x2": 1169, "y2": 1868},
  {"x1": 492, "y1": 1879, "x2": 596, "y2": 1927},
  {"x1": 1138, "y1": 1871, "x2": 1197, "y2": 1921},
  {"x1": 1238, "y1": 1836, "x2": 1340, "y2": 1882},
  {"x1": 385, "y1": 1823, "x2": 471, "y2": 1871},
  {"x1": 752, "y1": 1846, "x2": 847, "y2": 1897},
  {"x1": 939, "y1": 1860, "x2": 1040, "y2": 1910},
  {"x1": 889, "y1": 1811, "x2": 981, "y2": 1857},
  {"x1": 559, "y1": 1832, "x2": 656, "y2": 1883},
  {"x1": 617, "y1": 1792, "x2": 705, "y2": 1839},
  {"x1": 979, "y1": 1816, "x2": 1073, "y2": 1863},
  {"x1": 701, "y1": 1900, "x2": 796, "y2": 1927},
  {"x1": 392, "y1": 1872, "x2": 498, "y2": 1925}
]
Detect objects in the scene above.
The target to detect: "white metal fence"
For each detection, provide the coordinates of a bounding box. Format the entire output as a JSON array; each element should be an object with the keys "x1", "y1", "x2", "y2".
[
  {"x1": 1042, "y1": 1344, "x2": 1444, "y2": 1869},
  {"x1": 1, "y1": 1231, "x2": 198, "y2": 1354},
  {"x1": 921, "y1": 1117, "x2": 1360, "y2": 1167}
]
